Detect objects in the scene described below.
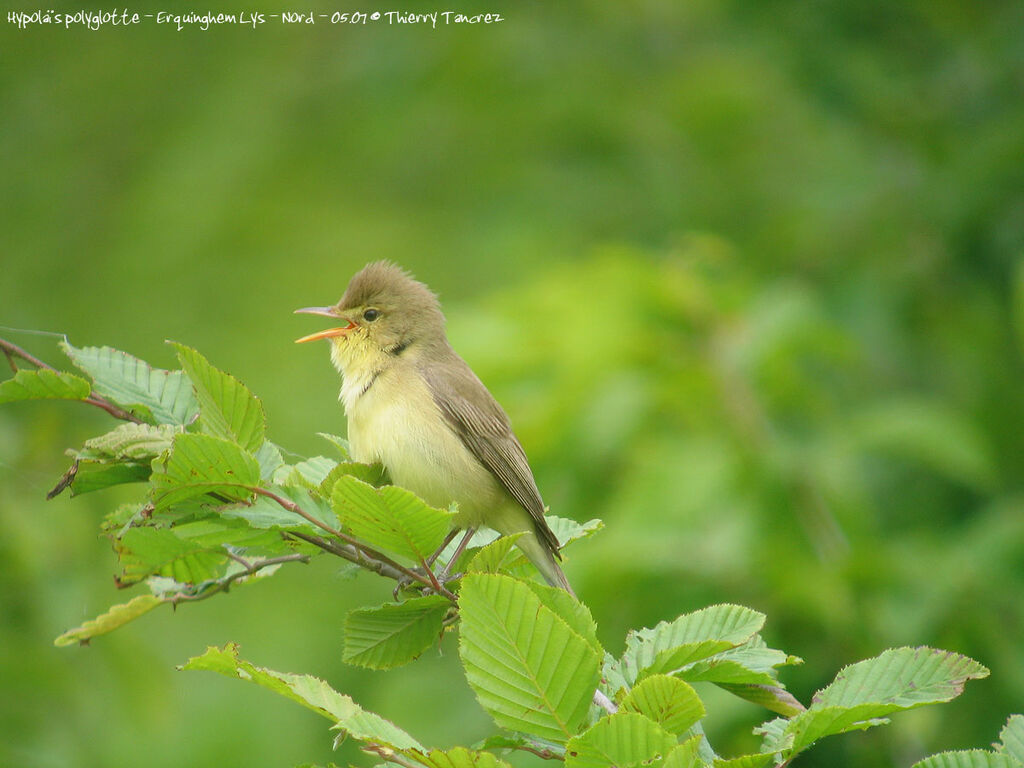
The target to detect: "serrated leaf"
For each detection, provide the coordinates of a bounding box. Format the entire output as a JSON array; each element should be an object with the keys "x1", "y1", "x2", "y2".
[
  {"x1": 619, "y1": 605, "x2": 765, "y2": 684},
  {"x1": 182, "y1": 643, "x2": 423, "y2": 751},
  {"x1": 565, "y1": 712, "x2": 677, "y2": 768},
  {"x1": 61, "y1": 341, "x2": 198, "y2": 424},
  {"x1": 79, "y1": 423, "x2": 178, "y2": 461},
  {"x1": 172, "y1": 343, "x2": 265, "y2": 451},
  {"x1": 912, "y1": 752, "x2": 1018, "y2": 768},
  {"x1": 332, "y1": 476, "x2": 454, "y2": 564},
  {"x1": 620, "y1": 675, "x2": 705, "y2": 735},
  {"x1": 999, "y1": 715, "x2": 1024, "y2": 764},
  {"x1": 814, "y1": 647, "x2": 988, "y2": 708},
  {"x1": 54, "y1": 594, "x2": 162, "y2": 646},
  {"x1": 0, "y1": 368, "x2": 91, "y2": 402},
  {"x1": 550, "y1": 517, "x2": 604, "y2": 547},
  {"x1": 458, "y1": 573, "x2": 600, "y2": 743},
  {"x1": 343, "y1": 596, "x2": 451, "y2": 670},
  {"x1": 782, "y1": 647, "x2": 989, "y2": 757},
  {"x1": 413, "y1": 747, "x2": 513, "y2": 768},
  {"x1": 150, "y1": 433, "x2": 260, "y2": 511}
]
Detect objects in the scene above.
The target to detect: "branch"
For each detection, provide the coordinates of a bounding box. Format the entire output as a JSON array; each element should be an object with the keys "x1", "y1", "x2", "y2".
[
  {"x1": 0, "y1": 336, "x2": 144, "y2": 424},
  {"x1": 167, "y1": 553, "x2": 310, "y2": 605},
  {"x1": 255, "y1": 488, "x2": 457, "y2": 602},
  {"x1": 286, "y1": 531, "x2": 411, "y2": 582}
]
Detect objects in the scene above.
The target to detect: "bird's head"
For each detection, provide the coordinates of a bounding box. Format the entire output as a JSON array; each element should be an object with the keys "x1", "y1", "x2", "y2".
[{"x1": 295, "y1": 261, "x2": 445, "y2": 374}]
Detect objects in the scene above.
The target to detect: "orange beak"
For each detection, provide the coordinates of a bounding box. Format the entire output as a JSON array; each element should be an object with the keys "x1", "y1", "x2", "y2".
[{"x1": 294, "y1": 306, "x2": 357, "y2": 343}]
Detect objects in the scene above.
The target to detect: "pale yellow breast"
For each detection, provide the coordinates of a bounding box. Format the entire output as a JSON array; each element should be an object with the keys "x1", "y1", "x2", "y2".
[{"x1": 342, "y1": 361, "x2": 503, "y2": 528}]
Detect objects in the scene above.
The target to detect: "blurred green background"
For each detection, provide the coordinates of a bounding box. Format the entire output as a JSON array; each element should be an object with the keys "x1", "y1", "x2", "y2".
[{"x1": 2, "y1": 1, "x2": 1023, "y2": 766}]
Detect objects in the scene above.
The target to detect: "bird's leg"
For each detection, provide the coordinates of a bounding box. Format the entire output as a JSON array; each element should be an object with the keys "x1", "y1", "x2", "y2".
[
  {"x1": 392, "y1": 529, "x2": 465, "y2": 599},
  {"x1": 426, "y1": 528, "x2": 460, "y2": 567},
  {"x1": 436, "y1": 526, "x2": 478, "y2": 583}
]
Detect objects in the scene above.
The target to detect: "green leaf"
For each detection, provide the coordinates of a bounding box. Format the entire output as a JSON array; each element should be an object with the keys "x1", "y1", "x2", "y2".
[
  {"x1": 619, "y1": 675, "x2": 705, "y2": 735},
  {"x1": 781, "y1": 647, "x2": 989, "y2": 757},
  {"x1": 172, "y1": 343, "x2": 265, "y2": 451},
  {"x1": 332, "y1": 476, "x2": 454, "y2": 564},
  {"x1": 0, "y1": 368, "x2": 91, "y2": 402},
  {"x1": 343, "y1": 596, "x2": 451, "y2": 670},
  {"x1": 61, "y1": 341, "x2": 198, "y2": 424},
  {"x1": 458, "y1": 573, "x2": 601, "y2": 743},
  {"x1": 54, "y1": 594, "x2": 162, "y2": 646},
  {"x1": 150, "y1": 433, "x2": 260, "y2": 511},
  {"x1": 182, "y1": 643, "x2": 424, "y2": 751},
  {"x1": 912, "y1": 752, "x2": 1018, "y2": 768},
  {"x1": 619, "y1": 604, "x2": 765, "y2": 684},
  {"x1": 79, "y1": 423, "x2": 178, "y2": 461},
  {"x1": 550, "y1": 516, "x2": 604, "y2": 547},
  {"x1": 999, "y1": 715, "x2": 1024, "y2": 764},
  {"x1": 413, "y1": 747, "x2": 512, "y2": 768},
  {"x1": 565, "y1": 712, "x2": 677, "y2": 768}
]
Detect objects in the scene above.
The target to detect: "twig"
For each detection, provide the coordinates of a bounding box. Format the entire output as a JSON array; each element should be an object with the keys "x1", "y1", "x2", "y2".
[
  {"x1": 255, "y1": 487, "x2": 457, "y2": 602},
  {"x1": 0, "y1": 336, "x2": 144, "y2": 424},
  {"x1": 592, "y1": 689, "x2": 618, "y2": 715},
  {"x1": 361, "y1": 745, "x2": 421, "y2": 768},
  {"x1": 512, "y1": 744, "x2": 563, "y2": 761},
  {"x1": 167, "y1": 553, "x2": 309, "y2": 605},
  {"x1": 286, "y1": 531, "x2": 410, "y2": 582},
  {"x1": 0, "y1": 337, "x2": 52, "y2": 371}
]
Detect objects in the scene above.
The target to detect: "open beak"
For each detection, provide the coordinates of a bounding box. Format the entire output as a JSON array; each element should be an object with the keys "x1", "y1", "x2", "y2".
[{"x1": 294, "y1": 306, "x2": 357, "y2": 343}]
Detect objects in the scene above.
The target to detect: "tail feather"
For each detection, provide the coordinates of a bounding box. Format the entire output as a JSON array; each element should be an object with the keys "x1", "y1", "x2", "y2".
[{"x1": 515, "y1": 529, "x2": 576, "y2": 598}]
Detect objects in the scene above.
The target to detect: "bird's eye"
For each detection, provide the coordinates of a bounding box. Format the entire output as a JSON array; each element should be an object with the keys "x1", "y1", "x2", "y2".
[{"x1": 363, "y1": 308, "x2": 381, "y2": 322}]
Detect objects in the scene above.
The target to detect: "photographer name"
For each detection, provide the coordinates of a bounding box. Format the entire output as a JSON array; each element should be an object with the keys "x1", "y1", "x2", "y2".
[{"x1": 7, "y1": 9, "x2": 505, "y2": 31}]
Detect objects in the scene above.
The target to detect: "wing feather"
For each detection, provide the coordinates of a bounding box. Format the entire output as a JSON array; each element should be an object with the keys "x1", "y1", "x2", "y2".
[{"x1": 421, "y1": 354, "x2": 561, "y2": 557}]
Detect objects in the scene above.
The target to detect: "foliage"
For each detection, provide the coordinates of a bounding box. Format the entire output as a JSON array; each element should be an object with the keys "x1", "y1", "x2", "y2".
[{"x1": 1, "y1": 337, "x2": 1016, "y2": 767}]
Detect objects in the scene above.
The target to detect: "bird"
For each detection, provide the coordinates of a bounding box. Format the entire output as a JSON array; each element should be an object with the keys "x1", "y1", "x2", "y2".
[{"x1": 295, "y1": 261, "x2": 573, "y2": 594}]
